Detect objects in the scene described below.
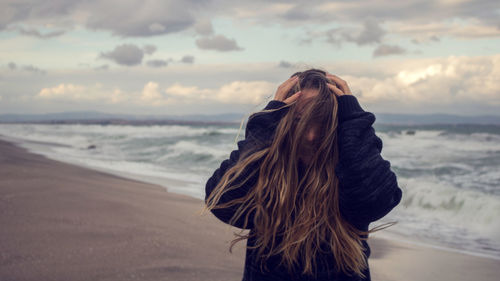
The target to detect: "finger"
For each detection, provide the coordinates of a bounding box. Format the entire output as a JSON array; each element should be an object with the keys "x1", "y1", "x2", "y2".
[
  {"x1": 282, "y1": 76, "x2": 299, "y2": 92},
  {"x1": 283, "y1": 91, "x2": 301, "y2": 104},
  {"x1": 326, "y1": 74, "x2": 345, "y2": 86},
  {"x1": 326, "y1": 73, "x2": 351, "y2": 94},
  {"x1": 327, "y1": 83, "x2": 345, "y2": 96},
  {"x1": 275, "y1": 76, "x2": 299, "y2": 100}
]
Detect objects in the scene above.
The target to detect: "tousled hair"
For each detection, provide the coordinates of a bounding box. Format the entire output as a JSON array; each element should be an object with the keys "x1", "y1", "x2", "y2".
[{"x1": 203, "y1": 68, "x2": 396, "y2": 278}]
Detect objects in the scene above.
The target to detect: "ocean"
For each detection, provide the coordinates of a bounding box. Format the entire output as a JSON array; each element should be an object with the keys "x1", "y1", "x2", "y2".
[{"x1": 1, "y1": 122, "x2": 499, "y2": 260}]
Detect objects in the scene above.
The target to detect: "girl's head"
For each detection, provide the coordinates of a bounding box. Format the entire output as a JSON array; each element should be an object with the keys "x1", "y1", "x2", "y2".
[
  {"x1": 285, "y1": 69, "x2": 337, "y2": 164},
  {"x1": 205, "y1": 68, "x2": 390, "y2": 279}
]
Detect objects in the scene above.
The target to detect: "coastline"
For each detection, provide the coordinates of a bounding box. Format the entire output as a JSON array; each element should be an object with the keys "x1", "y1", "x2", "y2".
[{"x1": 0, "y1": 138, "x2": 498, "y2": 281}]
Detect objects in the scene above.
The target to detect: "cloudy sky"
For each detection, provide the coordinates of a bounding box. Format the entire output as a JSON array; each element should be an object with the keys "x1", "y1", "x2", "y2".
[{"x1": 1, "y1": 0, "x2": 499, "y2": 116}]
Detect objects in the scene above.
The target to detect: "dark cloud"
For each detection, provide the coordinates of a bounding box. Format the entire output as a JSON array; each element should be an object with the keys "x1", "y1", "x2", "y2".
[
  {"x1": 194, "y1": 19, "x2": 213, "y2": 35},
  {"x1": 6, "y1": 61, "x2": 45, "y2": 74},
  {"x1": 146, "y1": 59, "x2": 169, "y2": 68},
  {"x1": 17, "y1": 27, "x2": 65, "y2": 38},
  {"x1": 346, "y1": 19, "x2": 385, "y2": 45},
  {"x1": 0, "y1": 0, "x2": 78, "y2": 31},
  {"x1": 282, "y1": 5, "x2": 322, "y2": 21},
  {"x1": 142, "y1": 45, "x2": 157, "y2": 55},
  {"x1": 278, "y1": 61, "x2": 293, "y2": 68},
  {"x1": 83, "y1": 0, "x2": 202, "y2": 37},
  {"x1": 0, "y1": 0, "x2": 204, "y2": 37},
  {"x1": 196, "y1": 35, "x2": 244, "y2": 51},
  {"x1": 180, "y1": 55, "x2": 195, "y2": 64},
  {"x1": 99, "y1": 44, "x2": 144, "y2": 66},
  {"x1": 1, "y1": 0, "x2": 499, "y2": 40},
  {"x1": 373, "y1": 44, "x2": 407, "y2": 57},
  {"x1": 325, "y1": 19, "x2": 386, "y2": 46}
]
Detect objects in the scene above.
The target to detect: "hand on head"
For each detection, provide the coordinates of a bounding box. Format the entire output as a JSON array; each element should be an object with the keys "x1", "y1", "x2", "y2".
[
  {"x1": 273, "y1": 72, "x2": 352, "y2": 104},
  {"x1": 273, "y1": 75, "x2": 302, "y2": 104},
  {"x1": 325, "y1": 73, "x2": 352, "y2": 97}
]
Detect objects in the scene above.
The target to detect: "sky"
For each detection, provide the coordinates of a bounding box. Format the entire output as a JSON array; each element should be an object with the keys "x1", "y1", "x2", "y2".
[{"x1": 0, "y1": 0, "x2": 499, "y2": 116}]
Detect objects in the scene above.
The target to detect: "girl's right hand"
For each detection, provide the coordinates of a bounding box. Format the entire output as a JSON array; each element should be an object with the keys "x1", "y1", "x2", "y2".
[
  {"x1": 326, "y1": 73, "x2": 352, "y2": 97},
  {"x1": 273, "y1": 75, "x2": 302, "y2": 104}
]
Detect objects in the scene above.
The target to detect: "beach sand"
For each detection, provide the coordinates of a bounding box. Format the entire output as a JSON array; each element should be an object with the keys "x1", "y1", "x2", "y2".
[{"x1": 0, "y1": 138, "x2": 498, "y2": 281}]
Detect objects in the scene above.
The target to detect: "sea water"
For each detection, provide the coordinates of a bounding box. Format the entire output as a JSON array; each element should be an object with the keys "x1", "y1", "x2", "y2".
[{"x1": 0, "y1": 122, "x2": 499, "y2": 260}]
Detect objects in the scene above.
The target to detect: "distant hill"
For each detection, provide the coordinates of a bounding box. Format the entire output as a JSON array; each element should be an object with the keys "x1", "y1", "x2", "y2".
[
  {"x1": 1, "y1": 111, "x2": 499, "y2": 125},
  {"x1": 0, "y1": 111, "x2": 244, "y2": 125},
  {"x1": 375, "y1": 113, "x2": 500, "y2": 125}
]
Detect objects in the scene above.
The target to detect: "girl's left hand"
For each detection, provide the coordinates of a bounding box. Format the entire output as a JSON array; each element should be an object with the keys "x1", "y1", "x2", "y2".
[
  {"x1": 273, "y1": 76, "x2": 302, "y2": 104},
  {"x1": 326, "y1": 73, "x2": 352, "y2": 97}
]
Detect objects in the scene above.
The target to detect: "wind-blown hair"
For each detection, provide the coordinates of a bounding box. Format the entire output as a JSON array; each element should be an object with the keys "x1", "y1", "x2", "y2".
[{"x1": 204, "y1": 69, "x2": 394, "y2": 278}]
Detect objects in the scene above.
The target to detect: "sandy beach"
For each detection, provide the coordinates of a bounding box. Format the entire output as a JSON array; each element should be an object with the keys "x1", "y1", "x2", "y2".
[{"x1": 0, "y1": 138, "x2": 498, "y2": 281}]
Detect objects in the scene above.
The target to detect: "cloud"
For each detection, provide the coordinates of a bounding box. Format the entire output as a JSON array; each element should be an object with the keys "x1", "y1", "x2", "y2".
[
  {"x1": 142, "y1": 44, "x2": 157, "y2": 55},
  {"x1": 16, "y1": 27, "x2": 65, "y2": 38},
  {"x1": 146, "y1": 59, "x2": 169, "y2": 68},
  {"x1": 165, "y1": 81, "x2": 274, "y2": 104},
  {"x1": 391, "y1": 21, "x2": 500, "y2": 40},
  {"x1": 281, "y1": 4, "x2": 322, "y2": 21},
  {"x1": 346, "y1": 18, "x2": 386, "y2": 45},
  {"x1": 196, "y1": 34, "x2": 244, "y2": 51},
  {"x1": 317, "y1": 0, "x2": 500, "y2": 29},
  {"x1": 278, "y1": 61, "x2": 294, "y2": 68},
  {"x1": 22, "y1": 65, "x2": 46, "y2": 74},
  {"x1": 83, "y1": 0, "x2": 202, "y2": 37},
  {"x1": 345, "y1": 55, "x2": 500, "y2": 110},
  {"x1": 411, "y1": 35, "x2": 440, "y2": 44},
  {"x1": 37, "y1": 83, "x2": 126, "y2": 103},
  {"x1": 140, "y1": 82, "x2": 163, "y2": 104},
  {"x1": 38, "y1": 84, "x2": 86, "y2": 99},
  {"x1": 35, "y1": 79, "x2": 275, "y2": 107},
  {"x1": 99, "y1": 44, "x2": 145, "y2": 66},
  {"x1": 94, "y1": 64, "x2": 109, "y2": 71},
  {"x1": 180, "y1": 55, "x2": 195, "y2": 64},
  {"x1": 1, "y1": 0, "x2": 499, "y2": 43},
  {"x1": 216, "y1": 81, "x2": 274, "y2": 104},
  {"x1": 7, "y1": 62, "x2": 46, "y2": 74},
  {"x1": 16, "y1": 55, "x2": 500, "y2": 115},
  {"x1": 194, "y1": 19, "x2": 214, "y2": 35},
  {"x1": 140, "y1": 80, "x2": 274, "y2": 106},
  {"x1": 0, "y1": 1, "x2": 205, "y2": 37},
  {"x1": 324, "y1": 19, "x2": 386, "y2": 47},
  {"x1": 373, "y1": 44, "x2": 407, "y2": 57}
]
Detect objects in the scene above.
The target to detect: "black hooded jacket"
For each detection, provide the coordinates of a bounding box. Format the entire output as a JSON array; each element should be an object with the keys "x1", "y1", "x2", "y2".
[{"x1": 205, "y1": 95, "x2": 403, "y2": 280}]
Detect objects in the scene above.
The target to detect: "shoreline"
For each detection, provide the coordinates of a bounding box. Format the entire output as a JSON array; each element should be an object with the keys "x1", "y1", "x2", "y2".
[
  {"x1": 1, "y1": 138, "x2": 499, "y2": 280},
  {"x1": 2, "y1": 134, "x2": 498, "y2": 261},
  {"x1": 0, "y1": 133, "x2": 203, "y2": 199}
]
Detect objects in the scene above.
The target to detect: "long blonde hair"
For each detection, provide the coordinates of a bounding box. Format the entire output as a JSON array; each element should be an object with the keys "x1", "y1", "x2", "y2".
[{"x1": 204, "y1": 69, "x2": 396, "y2": 278}]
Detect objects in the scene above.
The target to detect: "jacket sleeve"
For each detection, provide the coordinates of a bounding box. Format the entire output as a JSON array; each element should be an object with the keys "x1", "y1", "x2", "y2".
[
  {"x1": 205, "y1": 100, "x2": 290, "y2": 229},
  {"x1": 334, "y1": 95, "x2": 403, "y2": 226}
]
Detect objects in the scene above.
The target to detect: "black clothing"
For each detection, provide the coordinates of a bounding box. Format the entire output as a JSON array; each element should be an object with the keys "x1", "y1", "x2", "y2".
[{"x1": 205, "y1": 95, "x2": 403, "y2": 280}]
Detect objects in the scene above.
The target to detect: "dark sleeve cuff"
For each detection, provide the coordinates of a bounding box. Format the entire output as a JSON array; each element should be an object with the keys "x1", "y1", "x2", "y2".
[
  {"x1": 337, "y1": 95, "x2": 365, "y2": 122},
  {"x1": 264, "y1": 100, "x2": 287, "y2": 110},
  {"x1": 244, "y1": 100, "x2": 289, "y2": 142}
]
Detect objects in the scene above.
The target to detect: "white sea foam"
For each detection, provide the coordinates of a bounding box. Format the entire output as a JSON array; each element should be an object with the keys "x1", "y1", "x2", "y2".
[{"x1": 396, "y1": 177, "x2": 500, "y2": 237}]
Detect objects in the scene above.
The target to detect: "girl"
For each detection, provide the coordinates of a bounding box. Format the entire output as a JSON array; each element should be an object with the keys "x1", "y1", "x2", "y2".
[{"x1": 204, "y1": 69, "x2": 402, "y2": 281}]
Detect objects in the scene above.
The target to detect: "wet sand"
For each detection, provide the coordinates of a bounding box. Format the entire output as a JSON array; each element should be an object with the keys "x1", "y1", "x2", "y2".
[{"x1": 0, "y1": 138, "x2": 498, "y2": 281}]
